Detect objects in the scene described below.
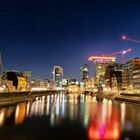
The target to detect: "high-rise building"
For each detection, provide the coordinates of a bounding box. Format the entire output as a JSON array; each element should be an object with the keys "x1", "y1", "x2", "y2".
[
  {"x1": 52, "y1": 66, "x2": 63, "y2": 87},
  {"x1": 121, "y1": 70, "x2": 129, "y2": 89},
  {"x1": 133, "y1": 69, "x2": 140, "y2": 92},
  {"x1": 94, "y1": 61, "x2": 115, "y2": 87},
  {"x1": 80, "y1": 64, "x2": 89, "y2": 88},
  {"x1": 105, "y1": 63, "x2": 123, "y2": 90},
  {"x1": 124, "y1": 57, "x2": 140, "y2": 87},
  {"x1": 80, "y1": 64, "x2": 89, "y2": 82},
  {"x1": 88, "y1": 56, "x2": 116, "y2": 88},
  {"x1": 84, "y1": 77, "x2": 94, "y2": 91}
]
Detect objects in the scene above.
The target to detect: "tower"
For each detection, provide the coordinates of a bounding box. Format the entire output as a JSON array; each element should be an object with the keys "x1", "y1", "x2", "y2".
[
  {"x1": 80, "y1": 64, "x2": 89, "y2": 82},
  {"x1": 80, "y1": 64, "x2": 89, "y2": 88},
  {"x1": 52, "y1": 66, "x2": 63, "y2": 87}
]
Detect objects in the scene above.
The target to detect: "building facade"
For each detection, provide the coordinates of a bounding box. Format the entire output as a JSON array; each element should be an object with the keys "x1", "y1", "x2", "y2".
[
  {"x1": 80, "y1": 64, "x2": 89, "y2": 88},
  {"x1": 52, "y1": 66, "x2": 63, "y2": 87},
  {"x1": 133, "y1": 69, "x2": 140, "y2": 92},
  {"x1": 121, "y1": 70, "x2": 129, "y2": 89},
  {"x1": 105, "y1": 63, "x2": 123, "y2": 90},
  {"x1": 22, "y1": 70, "x2": 32, "y2": 90},
  {"x1": 80, "y1": 64, "x2": 89, "y2": 82},
  {"x1": 84, "y1": 77, "x2": 94, "y2": 91},
  {"x1": 124, "y1": 57, "x2": 140, "y2": 89},
  {"x1": 6, "y1": 71, "x2": 27, "y2": 92},
  {"x1": 94, "y1": 62, "x2": 115, "y2": 88}
]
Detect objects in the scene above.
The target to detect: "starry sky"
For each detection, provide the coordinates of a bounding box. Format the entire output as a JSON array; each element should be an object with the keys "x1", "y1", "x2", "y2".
[{"x1": 1, "y1": 0, "x2": 140, "y2": 80}]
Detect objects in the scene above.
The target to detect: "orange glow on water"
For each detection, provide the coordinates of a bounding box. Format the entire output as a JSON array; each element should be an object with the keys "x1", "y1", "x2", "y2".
[
  {"x1": 88, "y1": 102, "x2": 120, "y2": 140},
  {"x1": 15, "y1": 103, "x2": 26, "y2": 125}
]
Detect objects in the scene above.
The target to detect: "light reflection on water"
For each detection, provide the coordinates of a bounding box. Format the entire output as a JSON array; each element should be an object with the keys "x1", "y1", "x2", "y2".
[{"x1": 0, "y1": 93, "x2": 140, "y2": 139}]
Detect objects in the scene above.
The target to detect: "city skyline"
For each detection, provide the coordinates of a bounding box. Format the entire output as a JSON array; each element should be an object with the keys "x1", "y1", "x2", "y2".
[{"x1": 1, "y1": 0, "x2": 140, "y2": 79}]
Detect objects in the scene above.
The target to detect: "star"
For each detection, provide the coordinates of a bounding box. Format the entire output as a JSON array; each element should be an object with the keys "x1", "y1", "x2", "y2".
[
  {"x1": 130, "y1": 3, "x2": 134, "y2": 8},
  {"x1": 54, "y1": 2, "x2": 57, "y2": 6},
  {"x1": 36, "y1": 25, "x2": 40, "y2": 30}
]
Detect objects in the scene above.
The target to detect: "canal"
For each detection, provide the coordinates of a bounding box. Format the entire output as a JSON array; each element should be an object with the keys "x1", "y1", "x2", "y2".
[{"x1": 0, "y1": 92, "x2": 140, "y2": 140}]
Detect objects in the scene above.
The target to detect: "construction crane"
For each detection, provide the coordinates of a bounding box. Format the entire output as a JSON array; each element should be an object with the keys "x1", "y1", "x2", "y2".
[
  {"x1": 102, "y1": 48, "x2": 131, "y2": 64},
  {"x1": 122, "y1": 35, "x2": 140, "y2": 44}
]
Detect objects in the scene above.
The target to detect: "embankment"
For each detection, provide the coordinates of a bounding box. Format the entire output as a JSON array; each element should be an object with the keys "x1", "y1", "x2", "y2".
[
  {"x1": 103, "y1": 92, "x2": 140, "y2": 104},
  {"x1": 0, "y1": 90, "x2": 62, "y2": 106}
]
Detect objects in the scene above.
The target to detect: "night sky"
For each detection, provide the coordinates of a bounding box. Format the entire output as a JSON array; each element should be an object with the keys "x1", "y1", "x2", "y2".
[{"x1": 1, "y1": 0, "x2": 140, "y2": 80}]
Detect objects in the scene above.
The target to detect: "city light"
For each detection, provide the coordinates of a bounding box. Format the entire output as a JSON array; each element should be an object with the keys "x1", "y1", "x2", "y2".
[
  {"x1": 31, "y1": 87, "x2": 48, "y2": 91},
  {"x1": 0, "y1": 86, "x2": 5, "y2": 92},
  {"x1": 88, "y1": 56, "x2": 116, "y2": 62},
  {"x1": 56, "y1": 87, "x2": 64, "y2": 90}
]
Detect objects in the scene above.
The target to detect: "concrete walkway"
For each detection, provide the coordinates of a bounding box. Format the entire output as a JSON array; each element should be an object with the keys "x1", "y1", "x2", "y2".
[
  {"x1": 0, "y1": 90, "x2": 62, "y2": 106},
  {"x1": 103, "y1": 92, "x2": 140, "y2": 104}
]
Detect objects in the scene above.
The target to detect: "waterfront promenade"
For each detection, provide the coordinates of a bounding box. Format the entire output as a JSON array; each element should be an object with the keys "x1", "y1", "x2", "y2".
[
  {"x1": 0, "y1": 90, "x2": 140, "y2": 107},
  {"x1": 103, "y1": 91, "x2": 140, "y2": 104},
  {"x1": 0, "y1": 90, "x2": 62, "y2": 106}
]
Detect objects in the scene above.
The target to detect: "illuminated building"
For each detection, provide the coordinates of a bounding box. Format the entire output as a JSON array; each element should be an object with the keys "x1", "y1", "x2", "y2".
[
  {"x1": 84, "y1": 77, "x2": 94, "y2": 91},
  {"x1": 80, "y1": 64, "x2": 89, "y2": 88},
  {"x1": 22, "y1": 70, "x2": 31, "y2": 90},
  {"x1": 31, "y1": 79, "x2": 48, "y2": 88},
  {"x1": 133, "y1": 69, "x2": 140, "y2": 93},
  {"x1": 47, "y1": 79, "x2": 56, "y2": 90},
  {"x1": 62, "y1": 78, "x2": 69, "y2": 86},
  {"x1": 52, "y1": 66, "x2": 63, "y2": 87},
  {"x1": 6, "y1": 71, "x2": 27, "y2": 92},
  {"x1": 89, "y1": 56, "x2": 116, "y2": 87},
  {"x1": 121, "y1": 70, "x2": 129, "y2": 89},
  {"x1": 68, "y1": 79, "x2": 79, "y2": 85},
  {"x1": 66, "y1": 84, "x2": 80, "y2": 93},
  {"x1": 94, "y1": 63, "x2": 109, "y2": 87},
  {"x1": 80, "y1": 64, "x2": 89, "y2": 81},
  {"x1": 124, "y1": 57, "x2": 140, "y2": 88},
  {"x1": 105, "y1": 64, "x2": 123, "y2": 90}
]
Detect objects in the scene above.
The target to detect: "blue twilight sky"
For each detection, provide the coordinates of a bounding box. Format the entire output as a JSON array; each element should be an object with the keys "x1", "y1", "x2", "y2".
[{"x1": 0, "y1": 0, "x2": 140, "y2": 80}]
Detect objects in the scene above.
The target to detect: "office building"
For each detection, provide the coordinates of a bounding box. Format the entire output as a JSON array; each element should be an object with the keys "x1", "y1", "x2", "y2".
[
  {"x1": 80, "y1": 64, "x2": 89, "y2": 87},
  {"x1": 52, "y1": 66, "x2": 63, "y2": 87},
  {"x1": 105, "y1": 63, "x2": 123, "y2": 90},
  {"x1": 133, "y1": 69, "x2": 140, "y2": 92},
  {"x1": 124, "y1": 57, "x2": 140, "y2": 88}
]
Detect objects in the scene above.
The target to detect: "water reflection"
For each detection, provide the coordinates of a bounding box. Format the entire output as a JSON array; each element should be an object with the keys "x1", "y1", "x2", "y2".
[
  {"x1": 15, "y1": 102, "x2": 26, "y2": 125},
  {"x1": 0, "y1": 109, "x2": 5, "y2": 126},
  {"x1": 0, "y1": 93, "x2": 140, "y2": 139},
  {"x1": 88, "y1": 100, "x2": 120, "y2": 140}
]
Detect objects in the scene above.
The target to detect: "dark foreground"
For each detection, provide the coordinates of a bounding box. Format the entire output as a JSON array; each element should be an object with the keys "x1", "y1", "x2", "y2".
[{"x1": 0, "y1": 92, "x2": 140, "y2": 140}]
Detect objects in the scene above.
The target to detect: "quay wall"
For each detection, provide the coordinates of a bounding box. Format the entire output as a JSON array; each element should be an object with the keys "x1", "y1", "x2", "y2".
[{"x1": 0, "y1": 90, "x2": 63, "y2": 106}]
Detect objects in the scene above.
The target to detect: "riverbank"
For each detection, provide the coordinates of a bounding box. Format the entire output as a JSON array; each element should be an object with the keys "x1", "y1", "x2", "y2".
[
  {"x1": 1, "y1": 90, "x2": 140, "y2": 106},
  {"x1": 103, "y1": 92, "x2": 140, "y2": 104},
  {"x1": 0, "y1": 90, "x2": 62, "y2": 107}
]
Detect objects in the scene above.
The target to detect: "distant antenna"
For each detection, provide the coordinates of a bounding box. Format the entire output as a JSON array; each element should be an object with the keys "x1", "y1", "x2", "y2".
[{"x1": 0, "y1": 53, "x2": 3, "y2": 74}]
